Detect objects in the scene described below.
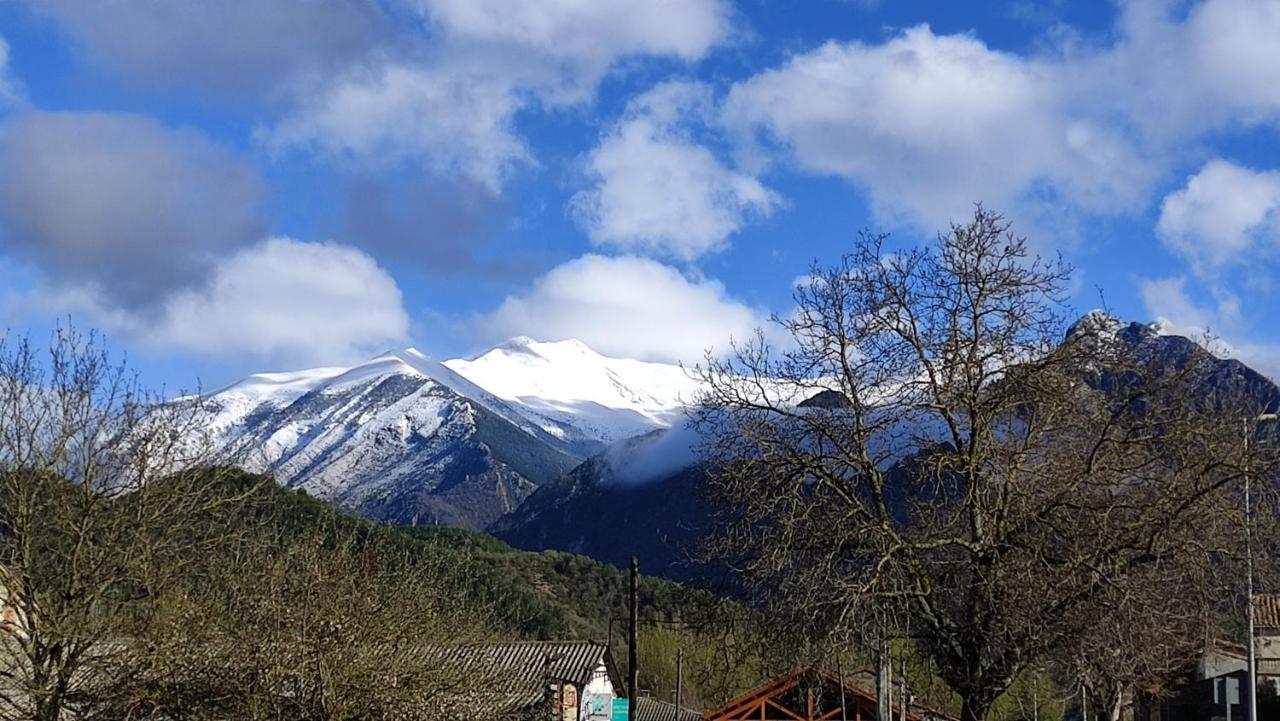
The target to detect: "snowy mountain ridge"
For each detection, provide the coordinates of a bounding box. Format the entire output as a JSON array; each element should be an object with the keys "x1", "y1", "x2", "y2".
[
  {"x1": 197, "y1": 338, "x2": 701, "y2": 528},
  {"x1": 444, "y1": 336, "x2": 702, "y2": 449}
]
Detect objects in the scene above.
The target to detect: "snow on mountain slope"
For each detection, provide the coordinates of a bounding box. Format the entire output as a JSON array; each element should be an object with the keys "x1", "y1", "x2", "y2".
[
  {"x1": 199, "y1": 338, "x2": 710, "y2": 528},
  {"x1": 200, "y1": 348, "x2": 580, "y2": 529},
  {"x1": 444, "y1": 337, "x2": 703, "y2": 449}
]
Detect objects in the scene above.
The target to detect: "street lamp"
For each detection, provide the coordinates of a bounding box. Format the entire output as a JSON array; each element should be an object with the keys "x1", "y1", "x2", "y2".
[{"x1": 1245, "y1": 412, "x2": 1277, "y2": 721}]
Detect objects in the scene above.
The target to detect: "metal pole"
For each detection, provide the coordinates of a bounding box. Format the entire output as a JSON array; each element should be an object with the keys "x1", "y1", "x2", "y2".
[
  {"x1": 837, "y1": 657, "x2": 848, "y2": 721},
  {"x1": 1245, "y1": 416, "x2": 1260, "y2": 721},
  {"x1": 629, "y1": 556, "x2": 639, "y2": 721},
  {"x1": 1243, "y1": 413, "x2": 1277, "y2": 720},
  {"x1": 886, "y1": 645, "x2": 893, "y2": 721},
  {"x1": 876, "y1": 640, "x2": 890, "y2": 721},
  {"x1": 675, "y1": 648, "x2": 683, "y2": 721},
  {"x1": 899, "y1": 655, "x2": 906, "y2": 721}
]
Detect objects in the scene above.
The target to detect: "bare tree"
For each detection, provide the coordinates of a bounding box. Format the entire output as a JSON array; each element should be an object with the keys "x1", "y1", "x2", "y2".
[
  {"x1": 693, "y1": 208, "x2": 1269, "y2": 721},
  {"x1": 0, "y1": 326, "x2": 252, "y2": 721},
  {"x1": 128, "y1": 519, "x2": 502, "y2": 721}
]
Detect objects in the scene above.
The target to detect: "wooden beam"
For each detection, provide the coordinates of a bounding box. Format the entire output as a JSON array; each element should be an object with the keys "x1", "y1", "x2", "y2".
[{"x1": 765, "y1": 699, "x2": 806, "y2": 721}]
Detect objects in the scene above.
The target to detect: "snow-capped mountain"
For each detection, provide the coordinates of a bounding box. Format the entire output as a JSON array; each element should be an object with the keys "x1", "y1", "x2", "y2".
[
  {"x1": 200, "y1": 347, "x2": 582, "y2": 529},
  {"x1": 493, "y1": 314, "x2": 1280, "y2": 580},
  {"x1": 444, "y1": 337, "x2": 702, "y2": 453},
  {"x1": 199, "y1": 339, "x2": 701, "y2": 529}
]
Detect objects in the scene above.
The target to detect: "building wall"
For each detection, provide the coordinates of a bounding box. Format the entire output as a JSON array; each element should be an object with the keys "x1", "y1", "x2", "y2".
[{"x1": 581, "y1": 662, "x2": 618, "y2": 721}]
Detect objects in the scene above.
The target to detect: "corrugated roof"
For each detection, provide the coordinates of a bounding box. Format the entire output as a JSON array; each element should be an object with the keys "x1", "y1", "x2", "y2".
[
  {"x1": 422, "y1": 640, "x2": 622, "y2": 715},
  {"x1": 634, "y1": 696, "x2": 701, "y2": 721},
  {"x1": 1256, "y1": 594, "x2": 1280, "y2": 629}
]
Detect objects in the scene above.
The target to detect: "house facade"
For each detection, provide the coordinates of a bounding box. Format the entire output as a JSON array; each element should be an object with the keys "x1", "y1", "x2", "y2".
[
  {"x1": 1253, "y1": 593, "x2": 1280, "y2": 693},
  {"x1": 426, "y1": 640, "x2": 624, "y2": 720}
]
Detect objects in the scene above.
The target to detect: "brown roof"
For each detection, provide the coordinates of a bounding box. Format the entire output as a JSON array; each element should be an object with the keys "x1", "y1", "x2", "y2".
[
  {"x1": 424, "y1": 640, "x2": 622, "y2": 714},
  {"x1": 1255, "y1": 594, "x2": 1280, "y2": 629},
  {"x1": 701, "y1": 666, "x2": 954, "y2": 721}
]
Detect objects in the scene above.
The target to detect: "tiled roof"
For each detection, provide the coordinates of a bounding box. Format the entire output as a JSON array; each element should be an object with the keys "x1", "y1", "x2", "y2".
[
  {"x1": 422, "y1": 640, "x2": 621, "y2": 714},
  {"x1": 1256, "y1": 594, "x2": 1280, "y2": 629},
  {"x1": 634, "y1": 696, "x2": 701, "y2": 721}
]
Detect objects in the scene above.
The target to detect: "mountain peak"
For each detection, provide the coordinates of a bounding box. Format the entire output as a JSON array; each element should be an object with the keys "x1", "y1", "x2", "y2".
[
  {"x1": 1067, "y1": 309, "x2": 1125, "y2": 340},
  {"x1": 486, "y1": 336, "x2": 598, "y2": 360},
  {"x1": 497, "y1": 335, "x2": 538, "y2": 352}
]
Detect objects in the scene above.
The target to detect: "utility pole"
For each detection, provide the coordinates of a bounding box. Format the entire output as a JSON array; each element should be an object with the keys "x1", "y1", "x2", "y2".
[
  {"x1": 675, "y1": 648, "x2": 683, "y2": 721},
  {"x1": 837, "y1": 657, "x2": 848, "y2": 721},
  {"x1": 899, "y1": 654, "x2": 907, "y2": 721},
  {"x1": 629, "y1": 556, "x2": 639, "y2": 721},
  {"x1": 1244, "y1": 412, "x2": 1276, "y2": 721},
  {"x1": 876, "y1": 640, "x2": 891, "y2": 721}
]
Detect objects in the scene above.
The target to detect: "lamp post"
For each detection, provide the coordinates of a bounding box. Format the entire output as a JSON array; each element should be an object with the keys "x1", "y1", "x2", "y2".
[{"x1": 1245, "y1": 412, "x2": 1277, "y2": 721}]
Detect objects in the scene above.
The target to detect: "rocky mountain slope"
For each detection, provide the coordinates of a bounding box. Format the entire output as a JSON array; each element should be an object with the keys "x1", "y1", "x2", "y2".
[
  {"x1": 492, "y1": 315, "x2": 1280, "y2": 580},
  {"x1": 198, "y1": 315, "x2": 1280, "y2": 562},
  {"x1": 199, "y1": 349, "x2": 580, "y2": 529},
  {"x1": 199, "y1": 340, "x2": 698, "y2": 529}
]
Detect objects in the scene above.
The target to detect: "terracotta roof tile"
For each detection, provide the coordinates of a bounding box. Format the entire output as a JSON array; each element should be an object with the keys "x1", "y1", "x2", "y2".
[{"x1": 1256, "y1": 595, "x2": 1280, "y2": 629}]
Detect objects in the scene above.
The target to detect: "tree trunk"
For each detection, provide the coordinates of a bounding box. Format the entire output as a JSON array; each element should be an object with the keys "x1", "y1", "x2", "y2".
[
  {"x1": 1091, "y1": 683, "x2": 1123, "y2": 721},
  {"x1": 959, "y1": 694, "x2": 993, "y2": 721}
]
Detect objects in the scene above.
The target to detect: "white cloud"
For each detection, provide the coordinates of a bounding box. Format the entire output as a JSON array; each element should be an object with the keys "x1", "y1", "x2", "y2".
[
  {"x1": 723, "y1": 1, "x2": 1280, "y2": 234},
  {"x1": 0, "y1": 111, "x2": 262, "y2": 308},
  {"x1": 422, "y1": 0, "x2": 730, "y2": 90},
  {"x1": 571, "y1": 81, "x2": 777, "y2": 260},
  {"x1": 40, "y1": 0, "x2": 733, "y2": 189},
  {"x1": 0, "y1": 37, "x2": 24, "y2": 108},
  {"x1": 1139, "y1": 276, "x2": 1220, "y2": 332},
  {"x1": 1138, "y1": 275, "x2": 1280, "y2": 379},
  {"x1": 54, "y1": 238, "x2": 410, "y2": 366},
  {"x1": 262, "y1": 60, "x2": 531, "y2": 190},
  {"x1": 479, "y1": 254, "x2": 762, "y2": 363},
  {"x1": 1107, "y1": 0, "x2": 1280, "y2": 143},
  {"x1": 263, "y1": 0, "x2": 732, "y2": 186},
  {"x1": 1157, "y1": 159, "x2": 1280, "y2": 270},
  {"x1": 724, "y1": 27, "x2": 1147, "y2": 232}
]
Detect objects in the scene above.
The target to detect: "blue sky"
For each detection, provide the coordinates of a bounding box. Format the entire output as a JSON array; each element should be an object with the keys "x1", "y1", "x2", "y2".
[{"x1": 1, "y1": 0, "x2": 1279, "y2": 390}]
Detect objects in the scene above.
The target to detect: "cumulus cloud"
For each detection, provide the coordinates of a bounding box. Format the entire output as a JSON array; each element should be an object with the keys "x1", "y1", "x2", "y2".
[
  {"x1": 422, "y1": 0, "x2": 731, "y2": 99},
  {"x1": 571, "y1": 81, "x2": 777, "y2": 260},
  {"x1": 1157, "y1": 159, "x2": 1280, "y2": 270},
  {"x1": 33, "y1": 0, "x2": 390, "y2": 100},
  {"x1": 263, "y1": 0, "x2": 732, "y2": 186},
  {"x1": 0, "y1": 111, "x2": 262, "y2": 308},
  {"x1": 262, "y1": 60, "x2": 532, "y2": 190},
  {"x1": 51, "y1": 238, "x2": 410, "y2": 365},
  {"x1": 1104, "y1": 0, "x2": 1280, "y2": 144},
  {"x1": 37, "y1": 0, "x2": 732, "y2": 186},
  {"x1": 479, "y1": 254, "x2": 762, "y2": 363},
  {"x1": 723, "y1": 0, "x2": 1280, "y2": 234},
  {"x1": 723, "y1": 26, "x2": 1146, "y2": 232}
]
